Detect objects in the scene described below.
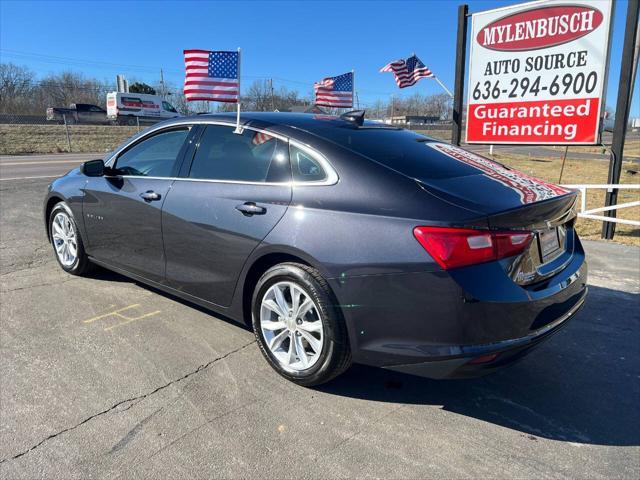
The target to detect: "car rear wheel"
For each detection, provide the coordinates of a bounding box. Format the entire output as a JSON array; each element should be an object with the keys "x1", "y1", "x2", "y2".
[
  {"x1": 252, "y1": 262, "x2": 351, "y2": 386},
  {"x1": 49, "y1": 202, "x2": 92, "y2": 275}
]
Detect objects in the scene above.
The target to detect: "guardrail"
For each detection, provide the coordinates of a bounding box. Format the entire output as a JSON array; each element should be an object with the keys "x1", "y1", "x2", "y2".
[{"x1": 561, "y1": 184, "x2": 640, "y2": 226}]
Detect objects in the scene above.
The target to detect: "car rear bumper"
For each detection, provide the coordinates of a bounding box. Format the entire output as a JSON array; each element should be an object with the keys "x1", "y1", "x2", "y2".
[
  {"x1": 383, "y1": 287, "x2": 587, "y2": 379},
  {"x1": 328, "y1": 232, "x2": 588, "y2": 377}
]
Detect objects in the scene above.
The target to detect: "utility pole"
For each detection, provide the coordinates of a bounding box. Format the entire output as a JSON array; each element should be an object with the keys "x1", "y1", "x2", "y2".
[
  {"x1": 160, "y1": 69, "x2": 166, "y2": 98},
  {"x1": 390, "y1": 94, "x2": 395, "y2": 120},
  {"x1": 602, "y1": 0, "x2": 639, "y2": 239},
  {"x1": 631, "y1": 15, "x2": 640, "y2": 105},
  {"x1": 452, "y1": 4, "x2": 469, "y2": 146},
  {"x1": 270, "y1": 78, "x2": 275, "y2": 111}
]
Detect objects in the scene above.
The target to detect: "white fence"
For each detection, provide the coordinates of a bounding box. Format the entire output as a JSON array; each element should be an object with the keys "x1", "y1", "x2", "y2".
[{"x1": 561, "y1": 184, "x2": 640, "y2": 226}]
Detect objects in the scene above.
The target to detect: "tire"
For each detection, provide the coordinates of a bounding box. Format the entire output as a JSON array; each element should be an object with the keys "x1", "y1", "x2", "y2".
[
  {"x1": 49, "y1": 202, "x2": 93, "y2": 275},
  {"x1": 252, "y1": 262, "x2": 351, "y2": 386}
]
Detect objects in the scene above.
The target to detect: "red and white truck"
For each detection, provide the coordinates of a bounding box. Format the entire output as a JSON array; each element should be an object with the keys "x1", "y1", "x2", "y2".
[{"x1": 106, "y1": 92, "x2": 181, "y2": 125}]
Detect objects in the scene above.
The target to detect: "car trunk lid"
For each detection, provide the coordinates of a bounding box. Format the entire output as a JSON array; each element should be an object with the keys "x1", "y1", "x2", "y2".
[
  {"x1": 415, "y1": 143, "x2": 579, "y2": 285},
  {"x1": 415, "y1": 143, "x2": 572, "y2": 215}
]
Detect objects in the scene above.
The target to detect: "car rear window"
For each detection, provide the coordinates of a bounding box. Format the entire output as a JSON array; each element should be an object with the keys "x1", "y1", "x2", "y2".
[
  {"x1": 319, "y1": 127, "x2": 482, "y2": 180},
  {"x1": 189, "y1": 125, "x2": 290, "y2": 183}
]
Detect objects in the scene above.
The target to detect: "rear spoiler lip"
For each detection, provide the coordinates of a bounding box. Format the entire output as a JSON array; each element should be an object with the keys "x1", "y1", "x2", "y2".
[
  {"x1": 486, "y1": 191, "x2": 579, "y2": 230},
  {"x1": 415, "y1": 178, "x2": 578, "y2": 230}
]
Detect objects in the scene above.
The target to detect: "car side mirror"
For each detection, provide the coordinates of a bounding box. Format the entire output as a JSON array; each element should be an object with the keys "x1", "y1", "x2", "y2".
[{"x1": 81, "y1": 159, "x2": 104, "y2": 177}]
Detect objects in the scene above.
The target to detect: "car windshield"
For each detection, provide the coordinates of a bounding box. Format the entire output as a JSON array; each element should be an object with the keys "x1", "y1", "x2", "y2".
[{"x1": 318, "y1": 127, "x2": 482, "y2": 180}]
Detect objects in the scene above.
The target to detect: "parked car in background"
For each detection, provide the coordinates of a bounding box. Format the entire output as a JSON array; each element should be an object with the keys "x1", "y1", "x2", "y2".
[
  {"x1": 602, "y1": 111, "x2": 615, "y2": 132},
  {"x1": 106, "y1": 92, "x2": 181, "y2": 125},
  {"x1": 43, "y1": 112, "x2": 587, "y2": 386},
  {"x1": 46, "y1": 103, "x2": 108, "y2": 124}
]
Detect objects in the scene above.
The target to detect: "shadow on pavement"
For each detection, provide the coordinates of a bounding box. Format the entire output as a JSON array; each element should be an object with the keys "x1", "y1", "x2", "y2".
[
  {"x1": 317, "y1": 285, "x2": 639, "y2": 447},
  {"x1": 86, "y1": 265, "x2": 252, "y2": 330},
  {"x1": 86, "y1": 267, "x2": 133, "y2": 283},
  {"x1": 85, "y1": 266, "x2": 639, "y2": 447}
]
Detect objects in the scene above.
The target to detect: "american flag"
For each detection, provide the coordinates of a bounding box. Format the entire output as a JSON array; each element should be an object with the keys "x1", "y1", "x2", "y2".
[
  {"x1": 251, "y1": 131, "x2": 273, "y2": 145},
  {"x1": 183, "y1": 49, "x2": 239, "y2": 103},
  {"x1": 314, "y1": 72, "x2": 353, "y2": 108},
  {"x1": 380, "y1": 54, "x2": 433, "y2": 88}
]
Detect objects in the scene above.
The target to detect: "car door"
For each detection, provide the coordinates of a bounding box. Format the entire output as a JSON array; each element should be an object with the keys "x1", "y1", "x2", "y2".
[
  {"x1": 162, "y1": 124, "x2": 292, "y2": 307},
  {"x1": 88, "y1": 105, "x2": 106, "y2": 124},
  {"x1": 83, "y1": 125, "x2": 195, "y2": 283}
]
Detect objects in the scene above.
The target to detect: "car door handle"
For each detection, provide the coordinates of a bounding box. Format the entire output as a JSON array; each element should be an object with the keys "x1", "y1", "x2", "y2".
[
  {"x1": 140, "y1": 190, "x2": 161, "y2": 201},
  {"x1": 235, "y1": 202, "x2": 266, "y2": 216}
]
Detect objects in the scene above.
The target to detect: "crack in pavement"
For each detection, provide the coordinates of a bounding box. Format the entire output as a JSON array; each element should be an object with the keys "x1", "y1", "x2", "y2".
[
  {"x1": 0, "y1": 340, "x2": 256, "y2": 465},
  {"x1": 0, "y1": 276, "x2": 79, "y2": 293},
  {"x1": 142, "y1": 398, "x2": 263, "y2": 466},
  {"x1": 312, "y1": 404, "x2": 407, "y2": 461},
  {"x1": 1, "y1": 245, "x2": 52, "y2": 276},
  {"x1": 109, "y1": 405, "x2": 166, "y2": 454}
]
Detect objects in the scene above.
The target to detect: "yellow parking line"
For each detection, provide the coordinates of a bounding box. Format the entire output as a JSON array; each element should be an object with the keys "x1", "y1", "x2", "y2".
[
  {"x1": 83, "y1": 304, "x2": 140, "y2": 324},
  {"x1": 104, "y1": 310, "x2": 161, "y2": 331}
]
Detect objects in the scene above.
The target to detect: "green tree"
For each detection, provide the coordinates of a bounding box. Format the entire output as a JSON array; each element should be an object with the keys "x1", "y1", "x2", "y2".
[{"x1": 129, "y1": 82, "x2": 156, "y2": 95}]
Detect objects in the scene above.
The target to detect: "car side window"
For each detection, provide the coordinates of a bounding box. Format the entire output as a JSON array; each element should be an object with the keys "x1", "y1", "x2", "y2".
[
  {"x1": 162, "y1": 101, "x2": 177, "y2": 113},
  {"x1": 188, "y1": 125, "x2": 290, "y2": 183},
  {"x1": 114, "y1": 128, "x2": 189, "y2": 177},
  {"x1": 290, "y1": 144, "x2": 327, "y2": 182}
]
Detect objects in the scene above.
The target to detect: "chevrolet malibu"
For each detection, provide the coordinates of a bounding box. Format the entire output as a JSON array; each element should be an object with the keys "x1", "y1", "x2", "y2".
[{"x1": 44, "y1": 112, "x2": 587, "y2": 386}]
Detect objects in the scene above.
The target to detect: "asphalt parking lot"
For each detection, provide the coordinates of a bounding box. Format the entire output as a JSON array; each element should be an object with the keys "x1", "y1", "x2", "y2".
[{"x1": 1, "y1": 171, "x2": 639, "y2": 478}]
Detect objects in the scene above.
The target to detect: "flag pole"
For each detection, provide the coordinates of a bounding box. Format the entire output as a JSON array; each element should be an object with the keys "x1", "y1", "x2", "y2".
[
  {"x1": 234, "y1": 47, "x2": 242, "y2": 134},
  {"x1": 412, "y1": 50, "x2": 453, "y2": 98},
  {"x1": 433, "y1": 76, "x2": 454, "y2": 98},
  {"x1": 352, "y1": 69, "x2": 356, "y2": 110}
]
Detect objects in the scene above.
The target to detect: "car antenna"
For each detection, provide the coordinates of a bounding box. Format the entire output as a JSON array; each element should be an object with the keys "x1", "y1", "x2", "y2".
[{"x1": 340, "y1": 110, "x2": 366, "y2": 126}]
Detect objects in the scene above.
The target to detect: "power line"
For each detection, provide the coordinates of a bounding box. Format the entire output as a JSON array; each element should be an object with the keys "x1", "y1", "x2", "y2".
[
  {"x1": 1, "y1": 48, "x2": 410, "y2": 97},
  {"x1": 1, "y1": 49, "x2": 179, "y2": 74},
  {"x1": 2, "y1": 50, "x2": 450, "y2": 111}
]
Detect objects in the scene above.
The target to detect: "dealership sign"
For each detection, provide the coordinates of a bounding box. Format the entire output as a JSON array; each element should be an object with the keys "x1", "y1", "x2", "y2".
[{"x1": 466, "y1": 0, "x2": 613, "y2": 144}]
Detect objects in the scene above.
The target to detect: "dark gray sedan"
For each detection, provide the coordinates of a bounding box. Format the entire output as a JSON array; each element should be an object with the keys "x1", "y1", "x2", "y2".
[{"x1": 44, "y1": 112, "x2": 587, "y2": 386}]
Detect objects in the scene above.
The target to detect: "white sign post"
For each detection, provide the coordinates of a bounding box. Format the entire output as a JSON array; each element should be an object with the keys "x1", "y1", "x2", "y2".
[{"x1": 466, "y1": 0, "x2": 613, "y2": 145}]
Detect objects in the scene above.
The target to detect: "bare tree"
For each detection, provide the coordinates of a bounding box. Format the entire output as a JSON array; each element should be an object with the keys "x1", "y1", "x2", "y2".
[
  {"x1": 243, "y1": 80, "x2": 305, "y2": 112},
  {"x1": 153, "y1": 80, "x2": 199, "y2": 115},
  {"x1": 0, "y1": 63, "x2": 35, "y2": 114},
  {"x1": 0, "y1": 61, "x2": 453, "y2": 122},
  {"x1": 424, "y1": 93, "x2": 451, "y2": 119},
  {"x1": 369, "y1": 99, "x2": 386, "y2": 120},
  {"x1": 246, "y1": 80, "x2": 272, "y2": 111},
  {"x1": 170, "y1": 91, "x2": 200, "y2": 115},
  {"x1": 34, "y1": 71, "x2": 110, "y2": 109}
]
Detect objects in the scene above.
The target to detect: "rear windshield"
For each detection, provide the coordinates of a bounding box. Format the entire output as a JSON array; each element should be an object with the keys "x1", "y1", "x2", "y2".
[{"x1": 318, "y1": 127, "x2": 482, "y2": 180}]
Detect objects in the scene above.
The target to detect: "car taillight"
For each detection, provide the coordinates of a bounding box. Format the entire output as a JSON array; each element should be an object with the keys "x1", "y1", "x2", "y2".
[{"x1": 413, "y1": 226, "x2": 533, "y2": 270}]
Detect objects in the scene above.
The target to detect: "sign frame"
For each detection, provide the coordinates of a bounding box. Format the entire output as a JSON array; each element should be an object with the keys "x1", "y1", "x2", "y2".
[{"x1": 464, "y1": 0, "x2": 615, "y2": 146}]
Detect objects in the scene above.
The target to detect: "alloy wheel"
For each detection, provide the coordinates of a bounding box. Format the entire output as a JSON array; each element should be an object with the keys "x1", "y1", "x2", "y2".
[
  {"x1": 260, "y1": 281, "x2": 324, "y2": 372},
  {"x1": 51, "y1": 211, "x2": 78, "y2": 267}
]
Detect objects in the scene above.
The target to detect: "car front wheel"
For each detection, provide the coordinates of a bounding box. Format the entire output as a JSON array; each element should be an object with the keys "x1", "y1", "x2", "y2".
[
  {"x1": 49, "y1": 202, "x2": 92, "y2": 275},
  {"x1": 252, "y1": 262, "x2": 351, "y2": 386}
]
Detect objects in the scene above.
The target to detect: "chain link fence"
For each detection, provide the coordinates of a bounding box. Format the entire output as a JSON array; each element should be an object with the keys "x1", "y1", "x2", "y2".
[
  {"x1": 404, "y1": 122, "x2": 452, "y2": 141},
  {"x1": 0, "y1": 114, "x2": 166, "y2": 155},
  {"x1": 0, "y1": 112, "x2": 458, "y2": 155}
]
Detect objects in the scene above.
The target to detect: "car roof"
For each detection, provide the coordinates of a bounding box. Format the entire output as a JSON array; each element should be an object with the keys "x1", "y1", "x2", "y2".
[{"x1": 166, "y1": 112, "x2": 398, "y2": 139}]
